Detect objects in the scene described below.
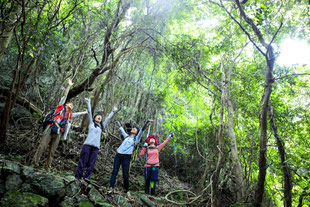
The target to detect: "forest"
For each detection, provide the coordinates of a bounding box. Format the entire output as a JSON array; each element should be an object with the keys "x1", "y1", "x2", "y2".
[{"x1": 0, "y1": 0, "x2": 309, "y2": 206}]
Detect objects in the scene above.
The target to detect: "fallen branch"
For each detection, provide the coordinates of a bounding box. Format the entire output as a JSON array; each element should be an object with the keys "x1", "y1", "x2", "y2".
[{"x1": 0, "y1": 86, "x2": 43, "y2": 114}]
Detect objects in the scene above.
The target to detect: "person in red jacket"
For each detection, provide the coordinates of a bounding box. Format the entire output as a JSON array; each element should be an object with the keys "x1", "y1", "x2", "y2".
[
  {"x1": 140, "y1": 132, "x2": 174, "y2": 197},
  {"x1": 32, "y1": 78, "x2": 86, "y2": 171}
]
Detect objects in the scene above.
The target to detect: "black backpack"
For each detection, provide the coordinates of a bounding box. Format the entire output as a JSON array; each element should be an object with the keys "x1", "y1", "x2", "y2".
[{"x1": 42, "y1": 107, "x2": 65, "y2": 130}]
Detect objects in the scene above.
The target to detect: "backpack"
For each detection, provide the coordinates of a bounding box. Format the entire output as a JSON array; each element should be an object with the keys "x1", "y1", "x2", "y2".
[
  {"x1": 42, "y1": 107, "x2": 58, "y2": 130},
  {"x1": 42, "y1": 106, "x2": 69, "y2": 134}
]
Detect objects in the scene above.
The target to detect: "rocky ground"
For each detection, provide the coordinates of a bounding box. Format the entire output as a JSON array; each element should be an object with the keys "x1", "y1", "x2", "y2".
[{"x1": 0, "y1": 125, "x2": 194, "y2": 207}]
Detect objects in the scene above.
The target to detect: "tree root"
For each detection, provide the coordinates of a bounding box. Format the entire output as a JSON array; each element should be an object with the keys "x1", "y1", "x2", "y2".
[{"x1": 164, "y1": 183, "x2": 211, "y2": 205}]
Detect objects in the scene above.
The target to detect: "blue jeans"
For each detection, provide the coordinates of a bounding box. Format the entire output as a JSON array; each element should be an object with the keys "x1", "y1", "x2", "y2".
[
  {"x1": 109, "y1": 153, "x2": 131, "y2": 192},
  {"x1": 75, "y1": 145, "x2": 99, "y2": 180}
]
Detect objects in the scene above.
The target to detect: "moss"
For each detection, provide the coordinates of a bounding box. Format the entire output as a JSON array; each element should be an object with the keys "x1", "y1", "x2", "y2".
[
  {"x1": 79, "y1": 201, "x2": 94, "y2": 207},
  {"x1": 0, "y1": 191, "x2": 48, "y2": 207}
]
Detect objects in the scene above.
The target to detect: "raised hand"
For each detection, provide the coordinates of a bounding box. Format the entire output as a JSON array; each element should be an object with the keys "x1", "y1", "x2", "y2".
[
  {"x1": 67, "y1": 78, "x2": 73, "y2": 86},
  {"x1": 112, "y1": 106, "x2": 118, "y2": 113}
]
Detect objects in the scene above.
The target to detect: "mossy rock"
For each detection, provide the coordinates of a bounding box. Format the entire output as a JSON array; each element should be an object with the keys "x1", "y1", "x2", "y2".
[
  {"x1": 78, "y1": 201, "x2": 94, "y2": 207},
  {"x1": 32, "y1": 173, "x2": 65, "y2": 197},
  {"x1": 113, "y1": 194, "x2": 132, "y2": 207},
  {"x1": 0, "y1": 190, "x2": 48, "y2": 207},
  {"x1": 65, "y1": 180, "x2": 80, "y2": 197},
  {"x1": 76, "y1": 194, "x2": 89, "y2": 203},
  {"x1": 22, "y1": 166, "x2": 36, "y2": 180},
  {"x1": 2, "y1": 161, "x2": 21, "y2": 174},
  {"x1": 0, "y1": 179, "x2": 5, "y2": 194},
  {"x1": 60, "y1": 196, "x2": 77, "y2": 207},
  {"x1": 88, "y1": 187, "x2": 106, "y2": 204},
  {"x1": 5, "y1": 174, "x2": 23, "y2": 191}
]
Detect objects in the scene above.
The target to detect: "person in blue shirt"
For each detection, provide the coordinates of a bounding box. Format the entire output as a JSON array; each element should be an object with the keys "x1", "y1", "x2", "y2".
[
  {"x1": 75, "y1": 98, "x2": 117, "y2": 180},
  {"x1": 109, "y1": 119, "x2": 153, "y2": 195}
]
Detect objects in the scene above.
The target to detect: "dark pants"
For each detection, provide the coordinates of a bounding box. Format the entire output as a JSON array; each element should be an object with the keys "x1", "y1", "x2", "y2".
[
  {"x1": 145, "y1": 179, "x2": 157, "y2": 195},
  {"x1": 75, "y1": 145, "x2": 99, "y2": 180},
  {"x1": 144, "y1": 167, "x2": 159, "y2": 195},
  {"x1": 109, "y1": 153, "x2": 131, "y2": 192}
]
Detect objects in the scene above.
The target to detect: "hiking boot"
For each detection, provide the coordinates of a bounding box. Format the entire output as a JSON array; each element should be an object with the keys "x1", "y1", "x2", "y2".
[{"x1": 107, "y1": 187, "x2": 114, "y2": 194}]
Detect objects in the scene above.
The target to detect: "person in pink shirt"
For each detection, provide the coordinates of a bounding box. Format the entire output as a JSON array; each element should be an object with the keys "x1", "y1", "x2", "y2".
[{"x1": 140, "y1": 132, "x2": 174, "y2": 197}]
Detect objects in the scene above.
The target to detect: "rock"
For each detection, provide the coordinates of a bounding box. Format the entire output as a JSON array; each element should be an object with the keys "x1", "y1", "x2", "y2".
[
  {"x1": 32, "y1": 173, "x2": 65, "y2": 197},
  {"x1": 5, "y1": 174, "x2": 23, "y2": 191},
  {"x1": 140, "y1": 195, "x2": 156, "y2": 207},
  {"x1": 11, "y1": 105, "x2": 32, "y2": 128},
  {"x1": 60, "y1": 196, "x2": 77, "y2": 207},
  {"x1": 2, "y1": 161, "x2": 21, "y2": 174},
  {"x1": 64, "y1": 175, "x2": 76, "y2": 184},
  {"x1": 0, "y1": 190, "x2": 48, "y2": 207},
  {"x1": 65, "y1": 180, "x2": 80, "y2": 197},
  {"x1": 21, "y1": 181, "x2": 35, "y2": 193},
  {"x1": 0, "y1": 179, "x2": 5, "y2": 194},
  {"x1": 113, "y1": 194, "x2": 132, "y2": 207},
  {"x1": 78, "y1": 201, "x2": 94, "y2": 207},
  {"x1": 76, "y1": 194, "x2": 89, "y2": 203},
  {"x1": 88, "y1": 187, "x2": 106, "y2": 204},
  {"x1": 22, "y1": 165, "x2": 36, "y2": 180}
]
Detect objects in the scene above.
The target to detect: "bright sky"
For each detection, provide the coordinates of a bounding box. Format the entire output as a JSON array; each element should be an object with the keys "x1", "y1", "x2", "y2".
[{"x1": 277, "y1": 39, "x2": 310, "y2": 66}]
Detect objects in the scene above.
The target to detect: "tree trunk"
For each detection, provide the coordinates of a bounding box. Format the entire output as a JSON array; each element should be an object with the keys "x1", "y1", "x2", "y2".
[
  {"x1": 268, "y1": 105, "x2": 292, "y2": 207},
  {"x1": 254, "y1": 48, "x2": 275, "y2": 207},
  {"x1": 0, "y1": 1, "x2": 22, "y2": 64},
  {"x1": 226, "y1": 95, "x2": 245, "y2": 201},
  {"x1": 211, "y1": 63, "x2": 225, "y2": 207},
  {"x1": 0, "y1": 56, "x2": 21, "y2": 142}
]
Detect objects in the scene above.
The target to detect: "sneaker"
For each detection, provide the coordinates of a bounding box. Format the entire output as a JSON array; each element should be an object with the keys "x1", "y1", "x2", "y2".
[
  {"x1": 126, "y1": 191, "x2": 131, "y2": 197},
  {"x1": 108, "y1": 187, "x2": 114, "y2": 193}
]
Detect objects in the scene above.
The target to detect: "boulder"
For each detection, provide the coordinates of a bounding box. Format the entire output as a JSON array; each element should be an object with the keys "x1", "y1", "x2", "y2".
[
  {"x1": 22, "y1": 165, "x2": 36, "y2": 180},
  {"x1": 65, "y1": 180, "x2": 80, "y2": 197},
  {"x1": 88, "y1": 187, "x2": 106, "y2": 204},
  {"x1": 5, "y1": 174, "x2": 23, "y2": 191},
  {"x1": 21, "y1": 182, "x2": 34, "y2": 193},
  {"x1": 60, "y1": 196, "x2": 77, "y2": 207},
  {"x1": 139, "y1": 195, "x2": 156, "y2": 207},
  {"x1": 2, "y1": 161, "x2": 21, "y2": 174},
  {"x1": 0, "y1": 179, "x2": 5, "y2": 194},
  {"x1": 0, "y1": 190, "x2": 48, "y2": 207},
  {"x1": 76, "y1": 194, "x2": 89, "y2": 203},
  {"x1": 32, "y1": 173, "x2": 65, "y2": 198},
  {"x1": 113, "y1": 194, "x2": 132, "y2": 207}
]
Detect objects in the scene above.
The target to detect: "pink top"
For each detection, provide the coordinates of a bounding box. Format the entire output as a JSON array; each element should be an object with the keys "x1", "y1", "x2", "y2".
[{"x1": 140, "y1": 137, "x2": 170, "y2": 167}]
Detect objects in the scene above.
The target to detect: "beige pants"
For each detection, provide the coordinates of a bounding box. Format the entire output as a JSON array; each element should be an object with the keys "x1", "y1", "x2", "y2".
[{"x1": 32, "y1": 126, "x2": 60, "y2": 170}]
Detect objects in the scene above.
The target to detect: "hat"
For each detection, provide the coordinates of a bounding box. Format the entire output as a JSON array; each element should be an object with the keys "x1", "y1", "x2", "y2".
[{"x1": 145, "y1": 135, "x2": 159, "y2": 146}]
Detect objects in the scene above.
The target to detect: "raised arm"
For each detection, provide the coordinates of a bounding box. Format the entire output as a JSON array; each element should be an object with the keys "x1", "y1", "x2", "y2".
[
  {"x1": 136, "y1": 119, "x2": 154, "y2": 144},
  {"x1": 59, "y1": 78, "x2": 73, "y2": 105},
  {"x1": 102, "y1": 107, "x2": 117, "y2": 129},
  {"x1": 117, "y1": 121, "x2": 129, "y2": 139},
  {"x1": 158, "y1": 132, "x2": 173, "y2": 151},
  {"x1": 71, "y1": 111, "x2": 88, "y2": 119},
  {"x1": 85, "y1": 98, "x2": 93, "y2": 125}
]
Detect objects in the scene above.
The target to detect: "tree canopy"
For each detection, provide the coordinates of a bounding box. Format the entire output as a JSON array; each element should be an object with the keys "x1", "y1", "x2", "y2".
[{"x1": 0, "y1": 0, "x2": 309, "y2": 206}]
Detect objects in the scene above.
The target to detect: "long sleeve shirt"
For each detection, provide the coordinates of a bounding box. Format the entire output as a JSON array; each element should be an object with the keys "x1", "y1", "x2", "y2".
[
  {"x1": 116, "y1": 126, "x2": 145, "y2": 155},
  {"x1": 140, "y1": 137, "x2": 170, "y2": 167},
  {"x1": 83, "y1": 99, "x2": 115, "y2": 149}
]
